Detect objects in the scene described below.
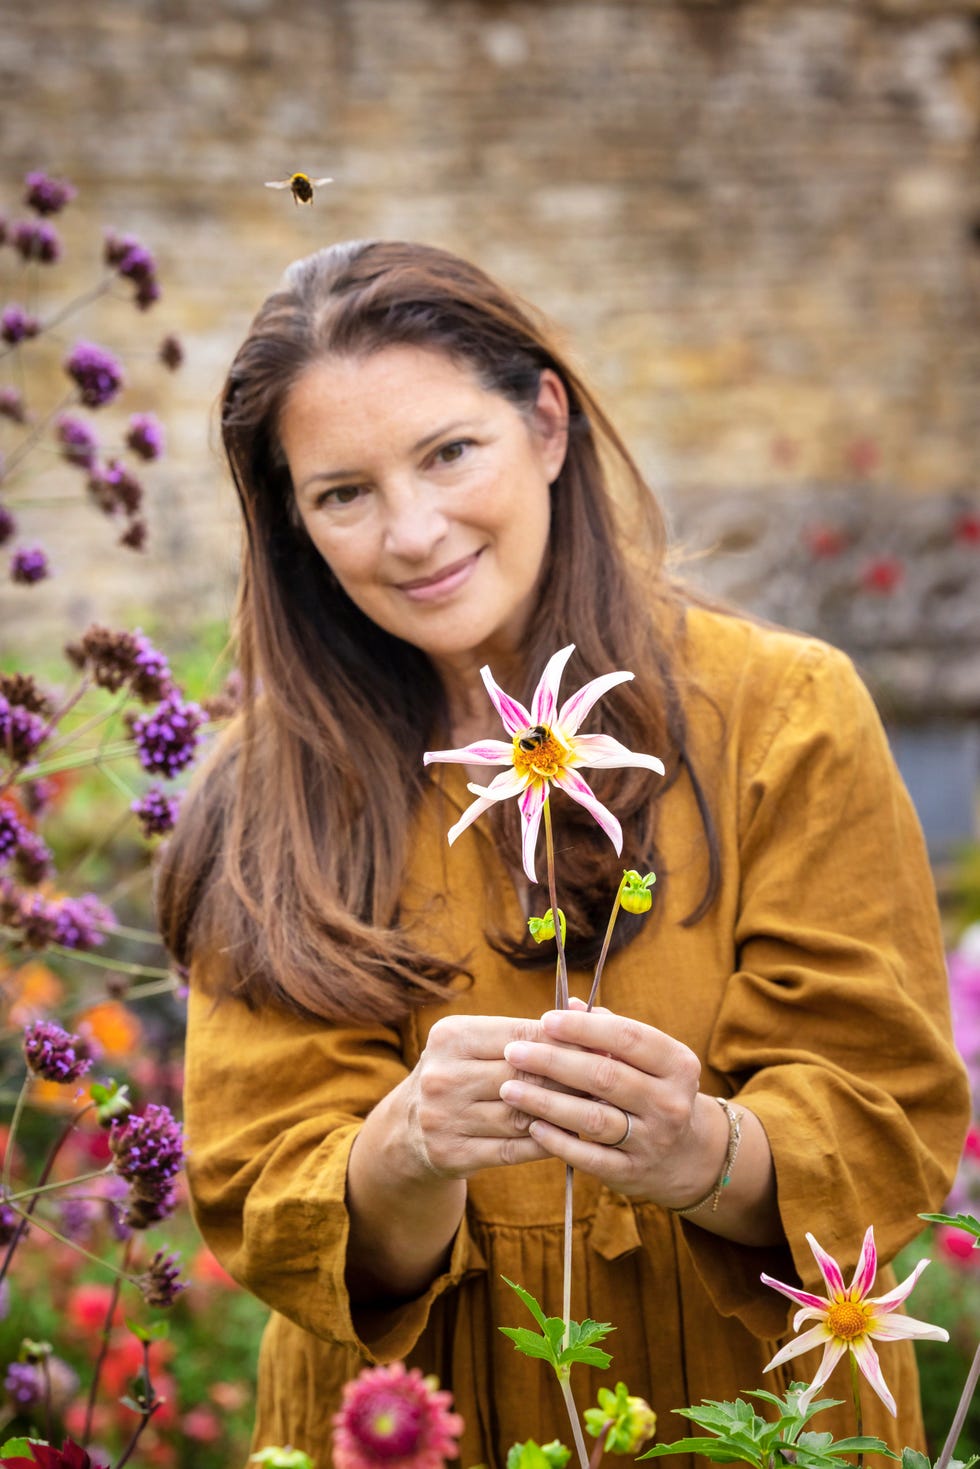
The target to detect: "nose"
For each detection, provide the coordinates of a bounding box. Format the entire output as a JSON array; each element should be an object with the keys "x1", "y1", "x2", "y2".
[{"x1": 381, "y1": 483, "x2": 449, "y2": 562}]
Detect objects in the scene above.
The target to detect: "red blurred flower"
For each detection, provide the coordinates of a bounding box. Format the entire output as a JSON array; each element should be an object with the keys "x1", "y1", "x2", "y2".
[
  {"x1": 191, "y1": 1245, "x2": 238, "y2": 1290},
  {"x1": 860, "y1": 556, "x2": 904, "y2": 594},
  {"x1": 937, "y1": 1224, "x2": 979, "y2": 1267},
  {"x1": 846, "y1": 436, "x2": 880, "y2": 477},
  {"x1": 332, "y1": 1362, "x2": 463, "y2": 1469},
  {"x1": 804, "y1": 523, "x2": 848, "y2": 559},
  {"x1": 181, "y1": 1406, "x2": 223, "y2": 1442},
  {"x1": 953, "y1": 511, "x2": 980, "y2": 545},
  {"x1": 67, "y1": 1281, "x2": 124, "y2": 1334}
]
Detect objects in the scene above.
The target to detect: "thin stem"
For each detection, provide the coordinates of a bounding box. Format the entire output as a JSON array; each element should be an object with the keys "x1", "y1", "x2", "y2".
[
  {"x1": 558, "y1": 1370, "x2": 591, "y2": 1469},
  {"x1": 97, "y1": 756, "x2": 138, "y2": 804},
  {"x1": 112, "y1": 1336, "x2": 161, "y2": 1469},
  {"x1": 587, "y1": 878, "x2": 625, "y2": 1011},
  {"x1": 45, "y1": 946, "x2": 173, "y2": 980},
  {"x1": 563, "y1": 1165, "x2": 573, "y2": 1350},
  {"x1": 2, "y1": 1203, "x2": 137, "y2": 1281},
  {"x1": 84, "y1": 1236, "x2": 132, "y2": 1445},
  {"x1": 41, "y1": 1352, "x2": 53, "y2": 1446},
  {"x1": 0, "y1": 388, "x2": 76, "y2": 479},
  {"x1": 542, "y1": 797, "x2": 569, "y2": 1009},
  {"x1": 0, "y1": 1100, "x2": 98, "y2": 1287},
  {"x1": 5, "y1": 1165, "x2": 113, "y2": 1205},
  {"x1": 588, "y1": 1422, "x2": 613, "y2": 1469},
  {"x1": 11, "y1": 735, "x2": 139, "y2": 781},
  {"x1": 1, "y1": 1075, "x2": 30, "y2": 1194},
  {"x1": 935, "y1": 1339, "x2": 980, "y2": 1469},
  {"x1": 849, "y1": 1352, "x2": 864, "y2": 1469}
]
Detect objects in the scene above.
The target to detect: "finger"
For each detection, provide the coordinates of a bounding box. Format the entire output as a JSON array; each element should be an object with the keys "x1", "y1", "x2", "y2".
[
  {"x1": 539, "y1": 1007, "x2": 690, "y2": 1075},
  {"x1": 499, "y1": 1077, "x2": 629, "y2": 1146},
  {"x1": 503, "y1": 1035, "x2": 638, "y2": 1109},
  {"x1": 525, "y1": 1117, "x2": 638, "y2": 1182},
  {"x1": 426, "y1": 1013, "x2": 548, "y2": 1061}
]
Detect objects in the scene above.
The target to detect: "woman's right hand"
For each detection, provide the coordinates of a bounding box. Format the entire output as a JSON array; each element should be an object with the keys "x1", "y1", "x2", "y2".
[{"x1": 398, "y1": 1013, "x2": 557, "y2": 1179}]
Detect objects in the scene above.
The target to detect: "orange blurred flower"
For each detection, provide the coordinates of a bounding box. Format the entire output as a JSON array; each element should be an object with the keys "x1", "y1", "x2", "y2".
[
  {"x1": 75, "y1": 1000, "x2": 142, "y2": 1058},
  {"x1": 3, "y1": 959, "x2": 64, "y2": 1025}
]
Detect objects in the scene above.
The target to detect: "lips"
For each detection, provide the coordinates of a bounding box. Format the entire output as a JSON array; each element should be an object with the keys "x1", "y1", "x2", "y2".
[{"x1": 395, "y1": 550, "x2": 483, "y2": 600}]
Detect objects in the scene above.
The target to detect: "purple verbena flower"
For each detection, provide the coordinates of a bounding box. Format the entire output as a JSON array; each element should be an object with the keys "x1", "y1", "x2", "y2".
[
  {"x1": 105, "y1": 231, "x2": 160, "y2": 310},
  {"x1": 24, "y1": 170, "x2": 76, "y2": 216},
  {"x1": 4, "y1": 1359, "x2": 43, "y2": 1411},
  {"x1": 58, "y1": 1192, "x2": 100, "y2": 1243},
  {"x1": 109, "y1": 1105, "x2": 184, "y2": 1228},
  {"x1": 0, "y1": 695, "x2": 48, "y2": 763},
  {"x1": 87, "y1": 458, "x2": 142, "y2": 517},
  {"x1": 130, "y1": 692, "x2": 207, "y2": 778},
  {"x1": 1, "y1": 305, "x2": 41, "y2": 345},
  {"x1": 23, "y1": 1019, "x2": 95, "y2": 1083},
  {"x1": 0, "y1": 505, "x2": 14, "y2": 546},
  {"x1": 14, "y1": 828, "x2": 54, "y2": 885},
  {"x1": 12, "y1": 890, "x2": 59, "y2": 949},
  {"x1": 140, "y1": 1249, "x2": 188, "y2": 1308},
  {"x1": 119, "y1": 516, "x2": 147, "y2": 551},
  {"x1": 125, "y1": 412, "x2": 165, "y2": 461},
  {"x1": 10, "y1": 545, "x2": 50, "y2": 585},
  {"x1": 56, "y1": 414, "x2": 99, "y2": 469},
  {"x1": 0, "y1": 803, "x2": 24, "y2": 863},
  {"x1": 132, "y1": 786, "x2": 180, "y2": 837},
  {"x1": 51, "y1": 893, "x2": 115, "y2": 951},
  {"x1": 64, "y1": 340, "x2": 124, "y2": 409},
  {"x1": 12, "y1": 218, "x2": 62, "y2": 264},
  {"x1": 0, "y1": 386, "x2": 27, "y2": 423},
  {"x1": 0, "y1": 1188, "x2": 18, "y2": 1245},
  {"x1": 124, "y1": 1181, "x2": 178, "y2": 1230},
  {"x1": 22, "y1": 778, "x2": 54, "y2": 816},
  {"x1": 65, "y1": 625, "x2": 172, "y2": 701}
]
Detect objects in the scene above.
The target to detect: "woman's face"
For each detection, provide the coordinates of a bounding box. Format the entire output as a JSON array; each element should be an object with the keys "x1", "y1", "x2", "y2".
[{"x1": 279, "y1": 344, "x2": 569, "y2": 675}]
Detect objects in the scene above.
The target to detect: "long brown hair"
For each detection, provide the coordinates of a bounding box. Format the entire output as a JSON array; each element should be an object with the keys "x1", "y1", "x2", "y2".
[{"x1": 156, "y1": 241, "x2": 718, "y2": 1021}]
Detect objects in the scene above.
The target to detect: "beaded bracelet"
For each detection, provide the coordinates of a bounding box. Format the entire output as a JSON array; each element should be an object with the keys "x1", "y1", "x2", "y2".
[{"x1": 668, "y1": 1096, "x2": 743, "y2": 1217}]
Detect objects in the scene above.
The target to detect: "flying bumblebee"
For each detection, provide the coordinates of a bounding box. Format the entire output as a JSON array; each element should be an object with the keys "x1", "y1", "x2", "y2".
[
  {"x1": 264, "y1": 172, "x2": 334, "y2": 206},
  {"x1": 515, "y1": 725, "x2": 550, "y2": 753}
]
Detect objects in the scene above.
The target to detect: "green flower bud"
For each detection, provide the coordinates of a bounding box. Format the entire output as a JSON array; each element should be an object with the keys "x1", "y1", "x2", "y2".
[
  {"x1": 506, "y1": 1441, "x2": 572, "y2": 1469},
  {"x1": 250, "y1": 1448, "x2": 315, "y2": 1468},
  {"x1": 620, "y1": 870, "x2": 656, "y2": 916},
  {"x1": 527, "y1": 908, "x2": 566, "y2": 945},
  {"x1": 584, "y1": 1381, "x2": 657, "y2": 1454}
]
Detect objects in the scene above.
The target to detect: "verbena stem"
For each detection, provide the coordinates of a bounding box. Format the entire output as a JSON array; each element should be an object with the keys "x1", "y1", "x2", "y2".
[
  {"x1": 113, "y1": 1335, "x2": 162, "y2": 1469},
  {"x1": 83, "y1": 1235, "x2": 132, "y2": 1444},
  {"x1": 934, "y1": 1339, "x2": 980, "y2": 1469}
]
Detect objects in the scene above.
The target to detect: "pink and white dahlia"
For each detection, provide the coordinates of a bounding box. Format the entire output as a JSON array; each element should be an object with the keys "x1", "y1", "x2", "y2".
[
  {"x1": 423, "y1": 644, "x2": 664, "y2": 882},
  {"x1": 332, "y1": 1362, "x2": 463, "y2": 1469},
  {"x1": 761, "y1": 1225, "x2": 948, "y2": 1415}
]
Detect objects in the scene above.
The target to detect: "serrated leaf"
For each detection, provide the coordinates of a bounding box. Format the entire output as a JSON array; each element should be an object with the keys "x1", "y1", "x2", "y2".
[
  {"x1": 567, "y1": 1317, "x2": 615, "y2": 1348},
  {"x1": 502, "y1": 1277, "x2": 551, "y2": 1333},
  {"x1": 556, "y1": 1343, "x2": 613, "y2": 1370},
  {"x1": 499, "y1": 1326, "x2": 559, "y2": 1365},
  {"x1": 902, "y1": 1449, "x2": 932, "y2": 1469},
  {"x1": 638, "y1": 1436, "x2": 761, "y2": 1464},
  {"x1": 919, "y1": 1212, "x2": 980, "y2": 1243}
]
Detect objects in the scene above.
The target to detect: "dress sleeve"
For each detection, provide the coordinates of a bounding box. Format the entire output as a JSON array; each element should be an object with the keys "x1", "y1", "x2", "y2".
[
  {"x1": 182, "y1": 979, "x2": 481, "y2": 1359},
  {"x1": 681, "y1": 639, "x2": 970, "y2": 1336}
]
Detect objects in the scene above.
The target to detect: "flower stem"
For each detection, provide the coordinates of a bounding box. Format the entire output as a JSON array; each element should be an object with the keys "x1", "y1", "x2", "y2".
[
  {"x1": 84, "y1": 1236, "x2": 132, "y2": 1445},
  {"x1": 586, "y1": 876, "x2": 626, "y2": 1011},
  {"x1": 934, "y1": 1339, "x2": 980, "y2": 1469},
  {"x1": 0, "y1": 1099, "x2": 98, "y2": 1287},
  {"x1": 849, "y1": 1352, "x2": 864, "y2": 1469},
  {"x1": 5, "y1": 1164, "x2": 113, "y2": 1205},
  {"x1": 588, "y1": 1421, "x2": 614, "y2": 1469},
  {"x1": 1, "y1": 1075, "x2": 30, "y2": 1195},
  {"x1": 558, "y1": 1369, "x2": 592, "y2": 1469},
  {"x1": 542, "y1": 797, "x2": 569, "y2": 1010},
  {"x1": 113, "y1": 1336, "x2": 162, "y2": 1469}
]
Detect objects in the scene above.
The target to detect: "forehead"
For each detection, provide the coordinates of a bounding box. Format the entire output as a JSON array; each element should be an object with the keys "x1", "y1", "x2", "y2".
[{"x1": 283, "y1": 345, "x2": 489, "y2": 427}]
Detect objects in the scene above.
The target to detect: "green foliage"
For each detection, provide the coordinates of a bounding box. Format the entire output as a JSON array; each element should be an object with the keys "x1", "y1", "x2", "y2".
[
  {"x1": 919, "y1": 1213, "x2": 980, "y2": 1248},
  {"x1": 498, "y1": 1278, "x2": 613, "y2": 1375},
  {"x1": 893, "y1": 1234, "x2": 980, "y2": 1459},
  {"x1": 583, "y1": 1380, "x2": 657, "y2": 1454},
  {"x1": 506, "y1": 1439, "x2": 572, "y2": 1469},
  {"x1": 637, "y1": 1383, "x2": 897, "y2": 1468}
]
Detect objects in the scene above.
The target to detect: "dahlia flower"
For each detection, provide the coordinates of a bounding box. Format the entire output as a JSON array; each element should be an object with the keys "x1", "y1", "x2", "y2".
[
  {"x1": 332, "y1": 1362, "x2": 463, "y2": 1469},
  {"x1": 423, "y1": 644, "x2": 664, "y2": 883},
  {"x1": 761, "y1": 1225, "x2": 948, "y2": 1415}
]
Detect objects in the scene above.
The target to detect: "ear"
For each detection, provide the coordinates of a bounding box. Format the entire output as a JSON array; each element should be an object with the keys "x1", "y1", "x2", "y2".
[{"x1": 532, "y1": 369, "x2": 570, "y2": 484}]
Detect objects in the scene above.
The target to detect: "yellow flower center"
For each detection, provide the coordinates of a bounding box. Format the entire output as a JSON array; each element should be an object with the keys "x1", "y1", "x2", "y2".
[
  {"x1": 826, "y1": 1300, "x2": 871, "y2": 1341},
  {"x1": 512, "y1": 726, "x2": 567, "y2": 781}
]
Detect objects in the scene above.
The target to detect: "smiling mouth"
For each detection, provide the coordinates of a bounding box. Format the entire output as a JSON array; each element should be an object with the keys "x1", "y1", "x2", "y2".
[{"x1": 396, "y1": 550, "x2": 483, "y2": 595}]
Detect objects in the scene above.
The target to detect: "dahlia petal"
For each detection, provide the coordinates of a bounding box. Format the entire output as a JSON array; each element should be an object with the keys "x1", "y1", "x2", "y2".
[
  {"x1": 762, "y1": 1321, "x2": 831, "y2": 1371},
  {"x1": 552, "y1": 766, "x2": 623, "y2": 852},
  {"x1": 868, "y1": 1257, "x2": 931, "y2": 1314},
  {"x1": 569, "y1": 732, "x2": 666, "y2": 772},
  {"x1": 465, "y1": 768, "x2": 528, "y2": 802},
  {"x1": 519, "y1": 783, "x2": 546, "y2": 883},
  {"x1": 423, "y1": 739, "x2": 513, "y2": 766},
  {"x1": 849, "y1": 1225, "x2": 878, "y2": 1299},
  {"x1": 480, "y1": 665, "x2": 531, "y2": 735},
  {"x1": 530, "y1": 644, "x2": 576, "y2": 727},
  {"x1": 557, "y1": 669, "x2": 633, "y2": 734},
  {"x1": 759, "y1": 1273, "x2": 829, "y2": 1314},
  {"x1": 866, "y1": 1313, "x2": 949, "y2": 1343},
  {"x1": 447, "y1": 792, "x2": 497, "y2": 846},
  {"x1": 805, "y1": 1232, "x2": 847, "y2": 1299},
  {"x1": 851, "y1": 1336, "x2": 897, "y2": 1416},
  {"x1": 797, "y1": 1338, "x2": 848, "y2": 1412}
]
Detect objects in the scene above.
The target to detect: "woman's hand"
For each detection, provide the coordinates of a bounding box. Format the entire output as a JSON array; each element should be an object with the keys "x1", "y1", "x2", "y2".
[{"x1": 399, "y1": 1013, "x2": 559, "y2": 1179}]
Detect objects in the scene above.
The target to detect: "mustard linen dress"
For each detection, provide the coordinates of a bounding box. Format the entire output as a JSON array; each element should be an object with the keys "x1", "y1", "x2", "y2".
[{"x1": 183, "y1": 609, "x2": 970, "y2": 1468}]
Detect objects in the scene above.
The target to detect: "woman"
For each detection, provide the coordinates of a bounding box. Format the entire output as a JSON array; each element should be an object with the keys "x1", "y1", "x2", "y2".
[{"x1": 159, "y1": 240, "x2": 969, "y2": 1467}]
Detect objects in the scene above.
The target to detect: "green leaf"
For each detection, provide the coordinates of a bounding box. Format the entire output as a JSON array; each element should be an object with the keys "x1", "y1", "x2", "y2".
[
  {"x1": 506, "y1": 1442, "x2": 572, "y2": 1469},
  {"x1": 556, "y1": 1344, "x2": 613, "y2": 1370},
  {"x1": 566, "y1": 1318, "x2": 615, "y2": 1348},
  {"x1": 919, "y1": 1212, "x2": 980, "y2": 1244},
  {"x1": 0, "y1": 1439, "x2": 36, "y2": 1458},
  {"x1": 638, "y1": 1436, "x2": 761, "y2": 1464},
  {"x1": 90, "y1": 1078, "x2": 131, "y2": 1123},
  {"x1": 502, "y1": 1277, "x2": 551, "y2": 1334},
  {"x1": 125, "y1": 1317, "x2": 170, "y2": 1342},
  {"x1": 119, "y1": 1394, "x2": 145, "y2": 1414},
  {"x1": 902, "y1": 1450, "x2": 932, "y2": 1469},
  {"x1": 499, "y1": 1326, "x2": 560, "y2": 1365}
]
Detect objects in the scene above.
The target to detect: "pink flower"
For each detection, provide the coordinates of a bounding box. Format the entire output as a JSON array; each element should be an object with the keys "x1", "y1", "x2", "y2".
[
  {"x1": 332, "y1": 1362, "x2": 463, "y2": 1469},
  {"x1": 761, "y1": 1225, "x2": 948, "y2": 1415},
  {"x1": 423, "y1": 644, "x2": 664, "y2": 882}
]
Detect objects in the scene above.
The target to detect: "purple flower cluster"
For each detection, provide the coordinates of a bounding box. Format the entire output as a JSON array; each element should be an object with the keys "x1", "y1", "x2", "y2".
[
  {"x1": 0, "y1": 802, "x2": 22, "y2": 862},
  {"x1": 4, "y1": 1359, "x2": 42, "y2": 1411},
  {"x1": 0, "y1": 1188, "x2": 18, "y2": 1245},
  {"x1": 10, "y1": 545, "x2": 49, "y2": 585},
  {"x1": 52, "y1": 893, "x2": 115, "y2": 949},
  {"x1": 23, "y1": 1019, "x2": 95, "y2": 1083},
  {"x1": 0, "y1": 386, "x2": 26, "y2": 423},
  {"x1": 14, "y1": 828, "x2": 53, "y2": 885},
  {"x1": 56, "y1": 414, "x2": 99, "y2": 469},
  {"x1": 12, "y1": 218, "x2": 61, "y2": 264},
  {"x1": 65, "y1": 624, "x2": 173, "y2": 702},
  {"x1": 64, "y1": 340, "x2": 124, "y2": 409},
  {"x1": 0, "y1": 505, "x2": 14, "y2": 546},
  {"x1": 0, "y1": 693, "x2": 48, "y2": 764},
  {"x1": 104, "y1": 230, "x2": 161, "y2": 310},
  {"x1": 130, "y1": 691, "x2": 207, "y2": 778},
  {"x1": 1, "y1": 305, "x2": 41, "y2": 345},
  {"x1": 24, "y1": 170, "x2": 76, "y2": 216},
  {"x1": 125, "y1": 411, "x2": 165, "y2": 461},
  {"x1": 140, "y1": 1248, "x2": 188, "y2": 1308},
  {"x1": 109, "y1": 1103, "x2": 184, "y2": 1229},
  {"x1": 87, "y1": 457, "x2": 143, "y2": 517},
  {"x1": 158, "y1": 333, "x2": 183, "y2": 371},
  {"x1": 132, "y1": 785, "x2": 180, "y2": 837}
]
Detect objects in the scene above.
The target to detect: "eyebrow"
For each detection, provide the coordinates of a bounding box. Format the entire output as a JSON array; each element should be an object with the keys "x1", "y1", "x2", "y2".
[{"x1": 294, "y1": 418, "x2": 482, "y2": 496}]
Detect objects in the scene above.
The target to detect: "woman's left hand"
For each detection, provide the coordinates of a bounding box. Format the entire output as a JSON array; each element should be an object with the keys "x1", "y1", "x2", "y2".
[{"x1": 498, "y1": 1001, "x2": 725, "y2": 1206}]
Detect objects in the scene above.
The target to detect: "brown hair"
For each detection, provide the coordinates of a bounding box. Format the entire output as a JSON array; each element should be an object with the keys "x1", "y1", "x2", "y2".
[{"x1": 156, "y1": 240, "x2": 718, "y2": 1021}]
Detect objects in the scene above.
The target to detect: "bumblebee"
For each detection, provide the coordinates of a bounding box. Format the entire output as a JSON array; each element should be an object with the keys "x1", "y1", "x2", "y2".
[
  {"x1": 264, "y1": 173, "x2": 334, "y2": 206},
  {"x1": 515, "y1": 725, "x2": 550, "y2": 753}
]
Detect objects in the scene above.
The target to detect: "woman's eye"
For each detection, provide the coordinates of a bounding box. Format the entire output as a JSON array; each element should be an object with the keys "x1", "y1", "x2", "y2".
[
  {"x1": 318, "y1": 484, "x2": 363, "y2": 508},
  {"x1": 435, "y1": 439, "x2": 471, "y2": 466}
]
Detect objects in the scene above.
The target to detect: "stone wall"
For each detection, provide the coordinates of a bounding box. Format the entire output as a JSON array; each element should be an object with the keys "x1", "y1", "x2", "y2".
[{"x1": 1, "y1": 0, "x2": 978, "y2": 677}]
